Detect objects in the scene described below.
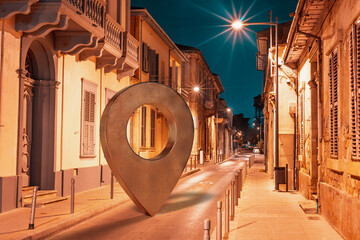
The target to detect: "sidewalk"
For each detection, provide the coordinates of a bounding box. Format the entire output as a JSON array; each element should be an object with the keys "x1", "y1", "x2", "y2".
[
  {"x1": 227, "y1": 155, "x2": 343, "y2": 240},
  {"x1": 0, "y1": 159, "x2": 215, "y2": 240}
]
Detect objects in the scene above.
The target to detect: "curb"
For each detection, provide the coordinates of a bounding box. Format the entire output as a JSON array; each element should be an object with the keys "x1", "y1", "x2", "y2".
[
  {"x1": 181, "y1": 168, "x2": 201, "y2": 178},
  {"x1": 19, "y1": 168, "x2": 204, "y2": 239},
  {"x1": 25, "y1": 199, "x2": 126, "y2": 240}
]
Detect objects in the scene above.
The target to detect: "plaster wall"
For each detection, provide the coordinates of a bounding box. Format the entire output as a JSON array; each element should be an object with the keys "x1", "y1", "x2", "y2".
[{"x1": 0, "y1": 22, "x2": 20, "y2": 176}]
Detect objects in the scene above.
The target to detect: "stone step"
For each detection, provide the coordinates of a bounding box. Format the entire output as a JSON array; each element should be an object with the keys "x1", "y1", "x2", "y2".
[
  {"x1": 299, "y1": 200, "x2": 317, "y2": 214},
  {"x1": 23, "y1": 196, "x2": 69, "y2": 208},
  {"x1": 22, "y1": 186, "x2": 36, "y2": 196},
  {"x1": 23, "y1": 190, "x2": 58, "y2": 206}
]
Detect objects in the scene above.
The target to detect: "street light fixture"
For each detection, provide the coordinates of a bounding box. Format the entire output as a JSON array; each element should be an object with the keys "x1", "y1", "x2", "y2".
[
  {"x1": 231, "y1": 18, "x2": 280, "y2": 189},
  {"x1": 193, "y1": 86, "x2": 200, "y2": 92}
]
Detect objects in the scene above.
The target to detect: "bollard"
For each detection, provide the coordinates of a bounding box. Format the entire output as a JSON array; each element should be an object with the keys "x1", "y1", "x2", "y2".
[
  {"x1": 217, "y1": 201, "x2": 222, "y2": 240},
  {"x1": 235, "y1": 173, "x2": 239, "y2": 206},
  {"x1": 71, "y1": 178, "x2": 75, "y2": 214},
  {"x1": 237, "y1": 169, "x2": 242, "y2": 198},
  {"x1": 239, "y1": 168, "x2": 243, "y2": 191},
  {"x1": 286, "y1": 164, "x2": 289, "y2": 192},
  {"x1": 110, "y1": 173, "x2": 114, "y2": 199},
  {"x1": 203, "y1": 219, "x2": 210, "y2": 240},
  {"x1": 190, "y1": 157, "x2": 193, "y2": 170},
  {"x1": 28, "y1": 187, "x2": 38, "y2": 229},
  {"x1": 225, "y1": 190, "x2": 230, "y2": 234},
  {"x1": 231, "y1": 180, "x2": 235, "y2": 220}
]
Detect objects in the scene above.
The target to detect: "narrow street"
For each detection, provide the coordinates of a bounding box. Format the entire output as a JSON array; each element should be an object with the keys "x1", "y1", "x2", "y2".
[{"x1": 49, "y1": 153, "x2": 250, "y2": 240}]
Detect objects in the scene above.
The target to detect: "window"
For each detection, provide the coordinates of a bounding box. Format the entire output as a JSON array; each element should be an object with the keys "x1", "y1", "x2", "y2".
[
  {"x1": 350, "y1": 23, "x2": 360, "y2": 160},
  {"x1": 81, "y1": 79, "x2": 97, "y2": 157},
  {"x1": 141, "y1": 106, "x2": 146, "y2": 147},
  {"x1": 299, "y1": 90, "x2": 305, "y2": 155},
  {"x1": 150, "y1": 109, "x2": 156, "y2": 147},
  {"x1": 330, "y1": 49, "x2": 339, "y2": 158},
  {"x1": 169, "y1": 64, "x2": 173, "y2": 88}
]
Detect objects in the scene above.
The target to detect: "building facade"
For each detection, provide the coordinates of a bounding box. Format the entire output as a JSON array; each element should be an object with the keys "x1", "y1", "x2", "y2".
[
  {"x1": 177, "y1": 45, "x2": 227, "y2": 164},
  {"x1": 262, "y1": 0, "x2": 360, "y2": 238},
  {"x1": 0, "y1": 0, "x2": 140, "y2": 213}
]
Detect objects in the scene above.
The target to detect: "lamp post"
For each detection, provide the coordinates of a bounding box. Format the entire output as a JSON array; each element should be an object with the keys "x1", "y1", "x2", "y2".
[{"x1": 232, "y1": 18, "x2": 280, "y2": 189}]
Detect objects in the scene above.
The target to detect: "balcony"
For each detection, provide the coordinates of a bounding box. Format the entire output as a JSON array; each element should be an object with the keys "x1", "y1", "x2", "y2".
[
  {"x1": 108, "y1": 31, "x2": 140, "y2": 76},
  {"x1": 1, "y1": 0, "x2": 139, "y2": 75},
  {"x1": 0, "y1": 0, "x2": 106, "y2": 53}
]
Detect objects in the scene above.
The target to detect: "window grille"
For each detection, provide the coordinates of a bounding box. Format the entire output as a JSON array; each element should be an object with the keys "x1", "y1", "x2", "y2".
[{"x1": 330, "y1": 49, "x2": 339, "y2": 158}]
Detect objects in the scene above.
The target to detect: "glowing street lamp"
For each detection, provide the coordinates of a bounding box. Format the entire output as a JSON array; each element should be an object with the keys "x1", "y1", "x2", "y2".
[
  {"x1": 231, "y1": 20, "x2": 243, "y2": 30},
  {"x1": 193, "y1": 86, "x2": 200, "y2": 92},
  {"x1": 231, "y1": 17, "x2": 280, "y2": 190},
  {"x1": 226, "y1": 107, "x2": 231, "y2": 112}
]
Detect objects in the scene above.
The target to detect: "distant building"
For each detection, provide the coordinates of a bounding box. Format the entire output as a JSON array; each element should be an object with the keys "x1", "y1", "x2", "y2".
[{"x1": 177, "y1": 45, "x2": 229, "y2": 163}]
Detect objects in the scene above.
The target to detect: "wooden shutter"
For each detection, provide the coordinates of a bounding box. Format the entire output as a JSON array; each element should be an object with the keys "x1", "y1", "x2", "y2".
[
  {"x1": 142, "y1": 43, "x2": 149, "y2": 73},
  {"x1": 83, "y1": 90, "x2": 96, "y2": 156},
  {"x1": 141, "y1": 106, "x2": 147, "y2": 147},
  {"x1": 299, "y1": 91, "x2": 305, "y2": 155},
  {"x1": 330, "y1": 49, "x2": 339, "y2": 158},
  {"x1": 150, "y1": 109, "x2": 155, "y2": 148},
  {"x1": 351, "y1": 23, "x2": 360, "y2": 160}
]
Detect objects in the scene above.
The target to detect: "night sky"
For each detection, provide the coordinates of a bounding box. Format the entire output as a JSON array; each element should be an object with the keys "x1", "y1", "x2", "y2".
[{"x1": 131, "y1": 0, "x2": 298, "y2": 118}]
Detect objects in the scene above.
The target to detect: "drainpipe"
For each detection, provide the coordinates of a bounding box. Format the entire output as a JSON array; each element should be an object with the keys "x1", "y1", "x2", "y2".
[
  {"x1": 16, "y1": 34, "x2": 24, "y2": 208},
  {"x1": 0, "y1": 20, "x2": 4, "y2": 130}
]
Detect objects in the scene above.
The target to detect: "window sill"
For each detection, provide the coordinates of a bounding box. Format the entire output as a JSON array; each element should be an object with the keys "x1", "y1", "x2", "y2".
[
  {"x1": 326, "y1": 158, "x2": 343, "y2": 173},
  {"x1": 80, "y1": 155, "x2": 97, "y2": 159}
]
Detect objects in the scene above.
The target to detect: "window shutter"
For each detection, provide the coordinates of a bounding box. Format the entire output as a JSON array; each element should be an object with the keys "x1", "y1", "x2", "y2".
[
  {"x1": 81, "y1": 80, "x2": 97, "y2": 157},
  {"x1": 300, "y1": 91, "x2": 305, "y2": 155},
  {"x1": 330, "y1": 49, "x2": 339, "y2": 158},
  {"x1": 351, "y1": 23, "x2": 360, "y2": 160},
  {"x1": 150, "y1": 109, "x2": 155, "y2": 147},
  {"x1": 141, "y1": 106, "x2": 147, "y2": 147}
]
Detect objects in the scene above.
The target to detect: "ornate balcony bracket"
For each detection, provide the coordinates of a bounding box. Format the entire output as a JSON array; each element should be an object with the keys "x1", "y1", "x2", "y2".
[
  {"x1": 117, "y1": 68, "x2": 136, "y2": 80},
  {"x1": 66, "y1": 36, "x2": 99, "y2": 56},
  {"x1": 104, "y1": 58, "x2": 125, "y2": 74},
  {"x1": 78, "y1": 42, "x2": 104, "y2": 61},
  {"x1": 0, "y1": 0, "x2": 39, "y2": 20},
  {"x1": 24, "y1": 15, "x2": 68, "y2": 38},
  {"x1": 96, "y1": 54, "x2": 118, "y2": 69},
  {"x1": 54, "y1": 31, "x2": 93, "y2": 53},
  {"x1": 15, "y1": 2, "x2": 61, "y2": 33}
]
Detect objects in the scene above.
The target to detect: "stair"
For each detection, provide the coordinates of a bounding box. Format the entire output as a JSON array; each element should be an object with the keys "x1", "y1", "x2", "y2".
[
  {"x1": 298, "y1": 200, "x2": 317, "y2": 214},
  {"x1": 22, "y1": 186, "x2": 68, "y2": 207}
]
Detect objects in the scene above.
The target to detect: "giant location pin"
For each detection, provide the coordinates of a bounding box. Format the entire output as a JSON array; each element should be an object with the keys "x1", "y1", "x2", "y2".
[{"x1": 100, "y1": 82, "x2": 194, "y2": 216}]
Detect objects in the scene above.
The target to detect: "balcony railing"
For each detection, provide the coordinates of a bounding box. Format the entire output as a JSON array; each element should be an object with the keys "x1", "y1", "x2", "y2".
[
  {"x1": 65, "y1": 0, "x2": 105, "y2": 28},
  {"x1": 105, "y1": 14, "x2": 123, "y2": 51}
]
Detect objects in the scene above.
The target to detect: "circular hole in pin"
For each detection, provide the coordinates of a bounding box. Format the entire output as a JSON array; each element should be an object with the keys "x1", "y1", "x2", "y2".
[{"x1": 127, "y1": 104, "x2": 170, "y2": 160}]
